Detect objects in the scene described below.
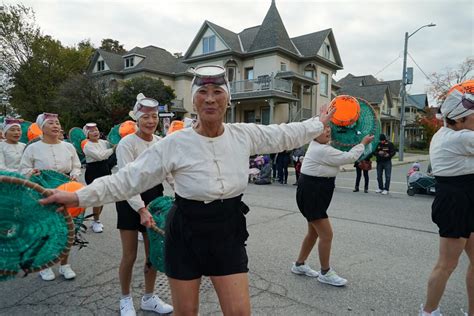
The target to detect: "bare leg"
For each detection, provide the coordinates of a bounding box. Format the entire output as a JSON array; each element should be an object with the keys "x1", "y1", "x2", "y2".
[
  {"x1": 211, "y1": 273, "x2": 251, "y2": 316},
  {"x1": 464, "y1": 233, "x2": 474, "y2": 315},
  {"x1": 92, "y1": 206, "x2": 103, "y2": 221},
  {"x1": 168, "y1": 277, "x2": 201, "y2": 316},
  {"x1": 119, "y1": 230, "x2": 138, "y2": 295},
  {"x1": 424, "y1": 236, "x2": 466, "y2": 312},
  {"x1": 142, "y1": 232, "x2": 157, "y2": 294},
  {"x1": 295, "y1": 222, "x2": 318, "y2": 263},
  {"x1": 310, "y1": 219, "x2": 333, "y2": 270},
  {"x1": 60, "y1": 255, "x2": 68, "y2": 265}
]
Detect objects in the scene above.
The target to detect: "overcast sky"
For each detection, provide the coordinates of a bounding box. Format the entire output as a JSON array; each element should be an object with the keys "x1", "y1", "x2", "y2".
[{"x1": 7, "y1": 0, "x2": 474, "y2": 102}]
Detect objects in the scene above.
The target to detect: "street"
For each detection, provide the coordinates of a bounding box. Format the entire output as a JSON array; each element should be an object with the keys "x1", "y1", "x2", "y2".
[{"x1": 0, "y1": 163, "x2": 468, "y2": 315}]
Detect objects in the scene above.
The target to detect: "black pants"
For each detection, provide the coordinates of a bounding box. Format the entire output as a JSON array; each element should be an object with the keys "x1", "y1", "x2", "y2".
[
  {"x1": 355, "y1": 165, "x2": 369, "y2": 190},
  {"x1": 376, "y1": 160, "x2": 392, "y2": 190}
]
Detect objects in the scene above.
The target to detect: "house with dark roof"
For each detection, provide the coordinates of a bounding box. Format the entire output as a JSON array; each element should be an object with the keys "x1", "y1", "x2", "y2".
[
  {"x1": 88, "y1": 0, "x2": 343, "y2": 124},
  {"x1": 336, "y1": 74, "x2": 428, "y2": 145}
]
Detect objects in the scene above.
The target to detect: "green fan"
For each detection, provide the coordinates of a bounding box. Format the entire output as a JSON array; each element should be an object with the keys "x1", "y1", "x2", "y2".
[
  {"x1": 107, "y1": 124, "x2": 121, "y2": 145},
  {"x1": 0, "y1": 174, "x2": 74, "y2": 280},
  {"x1": 330, "y1": 97, "x2": 381, "y2": 160},
  {"x1": 19, "y1": 121, "x2": 32, "y2": 144},
  {"x1": 68, "y1": 127, "x2": 86, "y2": 163},
  {"x1": 147, "y1": 196, "x2": 174, "y2": 273}
]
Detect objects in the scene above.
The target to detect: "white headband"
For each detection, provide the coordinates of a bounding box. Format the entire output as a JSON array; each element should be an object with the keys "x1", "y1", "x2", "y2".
[
  {"x1": 3, "y1": 122, "x2": 21, "y2": 134},
  {"x1": 36, "y1": 113, "x2": 58, "y2": 129},
  {"x1": 132, "y1": 93, "x2": 159, "y2": 120},
  {"x1": 439, "y1": 89, "x2": 474, "y2": 122},
  {"x1": 83, "y1": 123, "x2": 97, "y2": 138},
  {"x1": 191, "y1": 81, "x2": 230, "y2": 104}
]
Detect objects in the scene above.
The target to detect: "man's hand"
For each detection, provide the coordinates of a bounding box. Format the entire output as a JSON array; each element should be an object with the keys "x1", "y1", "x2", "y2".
[
  {"x1": 39, "y1": 190, "x2": 79, "y2": 211},
  {"x1": 138, "y1": 207, "x2": 155, "y2": 228},
  {"x1": 318, "y1": 104, "x2": 336, "y2": 126}
]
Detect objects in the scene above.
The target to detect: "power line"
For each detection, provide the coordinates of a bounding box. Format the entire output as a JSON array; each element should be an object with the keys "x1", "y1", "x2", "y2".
[
  {"x1": 407, "y1": 52, "x2": 431, "y2": 81},
  {"x1": 374, "y1": 52, "x2": 402, "y2": 76}
]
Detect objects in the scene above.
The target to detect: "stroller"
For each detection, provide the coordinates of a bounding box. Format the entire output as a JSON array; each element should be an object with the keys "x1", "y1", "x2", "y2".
[{"x1": 406, "y1": 162, "x2": 436, "y2": 196}]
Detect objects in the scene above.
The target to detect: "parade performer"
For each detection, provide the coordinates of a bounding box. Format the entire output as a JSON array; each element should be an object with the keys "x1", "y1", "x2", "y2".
[
  {"x1": 113, "y1": 94, "x2": 172, "y2": 316},
  {"x1": 20, "y1": 112, "x2": 81, "y2": 281},
  {"x1": 420, "y1": 81, "x2": 474, "y2": 316},
  {"x1": 39, "y1": 65, "x2": 335, "y2": 316},
  {"x1": 0, "y1": 118, "x2": 26, "y2": 172},
  {"x1": 291, "y1": 125, "x2": 373, "y2": 286},
  {"x1": 82, "y1": 123, "x2": 114, "y2": 233}
]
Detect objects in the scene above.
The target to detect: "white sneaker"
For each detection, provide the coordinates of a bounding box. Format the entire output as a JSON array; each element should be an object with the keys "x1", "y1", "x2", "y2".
[
  {"x1": 291, "y1": 263, "x2": 319, "y2": 277},
  {"x1": 120, "y1": 296, "x2": 136, "y2": 316},
  {"x1": 381, "y1": 190, "x2": 388, "y2": 195},
  {"x1": 375, "y1": 189, "x2": 383, "y2": 193},
  {"x1": 138, "y1": 232, "x2": 144, "y2": 241},
  {"x1": 91, "y1": 221, "x2": 104, "y2": 233},
  {"x1": 460, "y1": 308, "x2": 467, "y2": 316},
  {"x1": 58, "y1": 264, "x2": 76, "y2": 280},
  {"x1": 317, "y1": 268, "x2": 347, "y2": 287},
  {"x1": 419, "y1": 304, "x2": 442, "y2": 316},
  {"x1": 141, "y1": 295, "x2": 173, "y2": 314},
  {"x1": 39, "y1": 268, "x2": 55, "y2": 281}
]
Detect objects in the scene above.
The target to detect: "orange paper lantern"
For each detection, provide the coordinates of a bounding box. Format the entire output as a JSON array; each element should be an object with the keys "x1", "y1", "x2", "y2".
[
  {"x1": 167, "y1": 120, "x2": 185, "y2": 135},
  {"x1": 27, "y1": 123, "x2": 43, "y2": 141},
  {"x1": 80, "y1": 139, "x2": 88, "y2": 151},
  {"x1": 330, "y1": 95, "x2": 361, "y2": 127},
  {"x1": 56, "y1": 181, "x2": 85, "y2": 217},
  {"x1": 119, "y1": 120, "x2": 137, "y2": 138}
]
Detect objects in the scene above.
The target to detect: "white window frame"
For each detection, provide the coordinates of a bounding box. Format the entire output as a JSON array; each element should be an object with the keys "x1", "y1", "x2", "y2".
[
  {"x1": 319, "y1": 72, "x2": 329, "y2": 96},
  {"x1": 125, "y1": 57, "x2": 134, "y2": 68},
  {"x1": 202, "y1": 35, "x2": 216, "y2": 54},
  {"x1": 280, "y1": 62, "x2": 287, "y2": 71},
  {"x1": 97, "y1": 60, "x2": 105, "y2": 71}
]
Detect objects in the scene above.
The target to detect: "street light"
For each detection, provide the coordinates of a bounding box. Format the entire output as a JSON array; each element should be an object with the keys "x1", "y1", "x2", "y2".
[{"x1": 398, "y1": 23, "x2": 436, "y2": 161}]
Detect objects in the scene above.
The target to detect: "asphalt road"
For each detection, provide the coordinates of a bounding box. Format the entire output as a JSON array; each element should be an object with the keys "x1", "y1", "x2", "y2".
[{"x1": 0, "y1": 164, "x2": 469, "y2": 315}]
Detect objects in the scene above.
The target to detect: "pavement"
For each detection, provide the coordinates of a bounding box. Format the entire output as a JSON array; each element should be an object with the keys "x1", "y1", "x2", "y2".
[{"x1": 0, "y1": 162, "x2": 469, "y2": 315}]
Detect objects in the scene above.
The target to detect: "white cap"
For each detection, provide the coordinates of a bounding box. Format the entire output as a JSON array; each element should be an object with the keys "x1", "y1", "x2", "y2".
[
  {"x1": 36, "y1": 113, "x2": 58, "y2": 129},
  {"x1": 3, "y1": 118, "x2": 21, "y2": 134}
]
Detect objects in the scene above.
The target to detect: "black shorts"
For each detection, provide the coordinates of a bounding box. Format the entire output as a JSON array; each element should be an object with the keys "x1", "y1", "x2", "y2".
[
  {"x1": 164, "y1": 194, "x2": 249, "y2": 280},
  {"x1": 296, "y1": 174, "x2": 335, "y2": 222},
  {"x1": 116, "y1": 184, "x2": 164, "y2": 233},
  {"x1": 432, "y1": 174, "x2": 474, "y2": 239},
  {"x1": 85, "y1": 160, "x2": 111, "y2": 185}
]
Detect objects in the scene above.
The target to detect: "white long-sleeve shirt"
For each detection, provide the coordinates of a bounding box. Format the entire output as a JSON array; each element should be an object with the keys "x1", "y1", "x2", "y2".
[
  {"x1": 20, "y1": 141, "x2": 82, "y2": 177},
  {"x1": 0, "y1": 142, "x2": 26, "y2": 172},
  {"x1": 76, "y1": 119, "x2": 324, "y2": 207},
  {"x1": 301, "y1": 141, "x2": 365, "y2": 177},
  {"x1": 116, "y1": 133, "x2": 161, "y2": 211},
  {"x1": 430, "y1": 127, "x2": 474, "y2": 176},
  {"x1": 83, "y1": 139, "x2": 114, "y2": 163}
]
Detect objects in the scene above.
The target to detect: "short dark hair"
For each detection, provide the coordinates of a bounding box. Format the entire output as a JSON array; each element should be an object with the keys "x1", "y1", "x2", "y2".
[{"x1": 379, "y1": 134, "x2": 387, "y2": 141}]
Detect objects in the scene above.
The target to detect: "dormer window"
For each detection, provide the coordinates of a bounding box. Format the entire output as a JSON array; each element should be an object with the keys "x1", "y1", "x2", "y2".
[
  {"x1": 125, "y1": 57, "x2": 134, "y2": 68},
  {"x1": 97, "y1": 60, "x2": 105, "y2": 71},
  {"x1": 202, "y1": 35, "x2": 216, "y2": 54}
]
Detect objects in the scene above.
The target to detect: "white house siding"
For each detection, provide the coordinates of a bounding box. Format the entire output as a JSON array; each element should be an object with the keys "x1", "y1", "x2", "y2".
[
  {"x1": 173, "y1": 77, "x2": 193, "y2": 114},
  {"x1": 190, "y1": 28, "x2": 228, "y2": 57}
]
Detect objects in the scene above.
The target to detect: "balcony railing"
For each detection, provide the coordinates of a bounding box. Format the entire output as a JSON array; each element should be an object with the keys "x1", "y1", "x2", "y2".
[{"x1": 230, "y1": 76, "x2": 292, "y2": 94}]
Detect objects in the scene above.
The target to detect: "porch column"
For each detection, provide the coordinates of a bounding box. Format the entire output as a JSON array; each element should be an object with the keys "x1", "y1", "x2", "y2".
[
  {"x1": 269, "y1": 99, "x2": 274, "y2": 124},
  {"x1": 230, "y1": 102, "x2": 235, "y2": 123}
]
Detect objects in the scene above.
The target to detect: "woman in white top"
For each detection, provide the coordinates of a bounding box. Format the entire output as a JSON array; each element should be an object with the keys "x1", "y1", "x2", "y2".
[
  {"x1": 420, "y1": 81, "x2": 474, "y2": 316},
  {"x1": 40, "y1": 65, "x2": 335, "y2": 316},
  {"x1": 20, "y1": 112, "x2": 81, "y2": 282},
  {"x1": 291, "y1": 125, "x2": 373, "y2": 287},
  {"x1": 0, "y1": 118, "x2": 26, "y2": 172},
  {"x1": 83, "y1": 123, "x2": 114, "y2": 233}
]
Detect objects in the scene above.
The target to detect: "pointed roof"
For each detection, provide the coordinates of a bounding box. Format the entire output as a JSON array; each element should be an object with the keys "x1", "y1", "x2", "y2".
[
  {"x1": 248, "y1": 1, "x2": 299, "y2": 55},
  {"x1": 337, "y1": 74, "x2": 380, "y2": 87},
  {"x1": 95, "y1": 49, "x2": 124, "y2": 72},
  {"x1": 239, "y1": 26, "x2": 260, "y2": 52},
  {"x1": 206, "y1": 21, "x2": 242, "y2": 53}
]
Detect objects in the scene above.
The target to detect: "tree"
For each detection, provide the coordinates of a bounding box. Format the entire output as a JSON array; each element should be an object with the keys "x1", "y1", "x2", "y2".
[
  {"x1": 100, "y1": 38, "x2": 126, "y2": 54},
  {"x1": 428, "y1": 57, "x2": 474, "y2": 105},
  {"x1": 0, "y1": 4, "x2": 41, "y2": 76},
  {"x1": 416, "y1": 109, "x2": 443, "y2": 146},
  {"x1": 10, "y1": 35, "x2": 94, "y2": 120},
  {"x1": 109, "y1": 76, "x2": 176, "y2": 124}
]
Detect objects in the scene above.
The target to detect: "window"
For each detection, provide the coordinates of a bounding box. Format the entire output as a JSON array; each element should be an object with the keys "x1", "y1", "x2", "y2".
[
  {"x1": 97, "y1": 60, "x2": 105, "y2": 71},
  {"x1": 319, "y1": 72, "x2": 328, "y2": 96},
  {"x1": 261, "y1": 107, "x2": 270, "y2": 125},
  {"x1": 125, "y1": 57, "x2": 134, "y2": 68},
  {"x1": 323, "y1": 43, "x2": 331, "y2": 59},
  {"x1": 244, "y1": 67, "x2": 254, "y2": 80},
  {"x1": 227, "y1": 67, "x2": 236, "y2": 82},
  {"x1": 304, "y1": 70, "x2": 314, "y2": 78},
  {"x1": 244, "y1": 110, "x2": 255, "y2": 123},
  {"x1": 280, "y1": 62, "x2": 287, "y2": 71},
  {"x1": 202, "y1": 35, "x2": 216, "y2": 54}
]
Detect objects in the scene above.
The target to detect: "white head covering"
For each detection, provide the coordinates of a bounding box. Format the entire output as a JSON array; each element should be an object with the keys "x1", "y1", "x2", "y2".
[
  {"x1": 36, "y1": 113, "x2": 58, "y2": 129},
  {"x1": 2, "y1": 118, "x2": 21, "y2": 134},
  {"x1": 190, "y1": 66, "x2": 231, "y2": 104},
  {"x1": 437, "y1": 86, "x2": 474, "y2": 122},
  {"x1": 130, "y1": 93, "x2": 159, "y2": 121},
  {"x1": 83, "y1": 122, "x2": 97, "y2": 138}
]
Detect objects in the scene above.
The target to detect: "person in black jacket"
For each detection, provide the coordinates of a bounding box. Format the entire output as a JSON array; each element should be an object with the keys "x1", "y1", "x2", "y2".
[
  {"x1": 374, "y1": 134, "x2": 396, "y2": 194},
  {"x1": 353, "y1": 153, "x2": 372, "y2": 193}
]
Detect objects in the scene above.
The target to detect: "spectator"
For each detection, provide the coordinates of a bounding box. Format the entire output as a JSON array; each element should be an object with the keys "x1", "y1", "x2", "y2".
[
  {"x1": 374, "y1": 134, "x2": 396, "y2": 194},
  {"x1": 353, "y1": 153, "x2": 372, "y2": 193},
  {"x1": 293, "y1": 156, "x2": 303, "y2": 185}
]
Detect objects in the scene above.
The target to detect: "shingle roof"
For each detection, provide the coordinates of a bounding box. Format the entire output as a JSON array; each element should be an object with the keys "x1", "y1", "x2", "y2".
[
  {"x1": 337, "y1": 84, "x2": 390, "y2": 105},
  {"x1": 336, "y1": 74, "x2": 380, "y2": 87},
  {"x1": 407, "y1": 94, "x2": 428, "y2": 110},
  {"x1": 207, "y1": 21, "x2": 242, "y2": 53},
  {"x1": 97, "y1": 49, "x2": 124, "y2": 72},
  {"x1": 382, "y1": 80, "x2": 402, "y2": 98},
  {"x1": 239, "y1": 26, "x2": 260, "y2": 52},
  {"x1": 248, "y1": 1, "x2": 299, "y2": 55},
  {"x1": 291, "y1": 29, "x2": 330, "y2": 57},
  {"x1": 128, "y1": 46, "x2": 188, "y2": 74}
]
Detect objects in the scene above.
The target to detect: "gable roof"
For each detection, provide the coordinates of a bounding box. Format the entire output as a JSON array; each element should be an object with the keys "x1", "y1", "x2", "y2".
[
  {"x1": 206, "y1": 21, "x2": 242, "y2": 53},
  {"x1": 382, "y1": 80, "x2": 402, "y2": 98},
  {"x1": 336, "y1": 73, "x2": 380, "y2": 87},
  {"x1": 239, "y1": 26, "x2": 260, "y2": 52},
  {"x1": 248, "y1": 0, "x2": 299, "y2": 55},
  {"x1": 407, "y1": 94, "x2": 428, "y2": 110},
  {"x1": 96, "y1": 49, "x2": 124, "y2": 72},
  {"x1": 338, "y1": 84, "x2": 392, "y2": 106}
]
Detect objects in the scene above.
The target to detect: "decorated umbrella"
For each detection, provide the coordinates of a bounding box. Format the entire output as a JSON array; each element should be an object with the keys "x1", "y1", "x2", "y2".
[
  {"x1": 330, "y1": 96, "x2": 381, "y2": 160},
  {"x1": 0, "y1": 172, "x2": 74, "y2": 281},
  {"x1": 68, "y1": 127, "x2": 86, "y2": 163},
  {"x1": 146, "y1": 196, "x2": 174, "y2": 273},
  {"x1": 19, "y1": 121, "x2": 32, "y2": 144},
  {"x1": 107, "y1": 120, "x2": 137, "y2": 145}
]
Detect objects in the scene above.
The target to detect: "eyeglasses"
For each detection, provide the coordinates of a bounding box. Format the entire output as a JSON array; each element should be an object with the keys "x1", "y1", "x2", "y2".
[{"x1": 192, "y1": 65, "x2": 227, "y2": 86}]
